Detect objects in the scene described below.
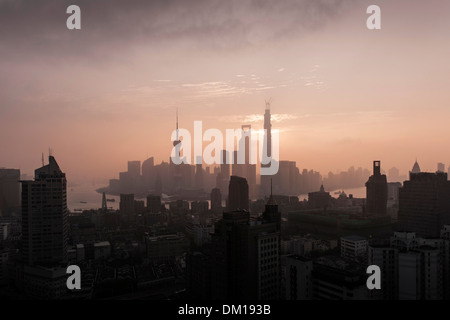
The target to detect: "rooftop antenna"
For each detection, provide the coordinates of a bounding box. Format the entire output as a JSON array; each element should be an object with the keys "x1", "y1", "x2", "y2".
[{"x1": 41, "y1": 152, "x2": 44, "y2": 166}]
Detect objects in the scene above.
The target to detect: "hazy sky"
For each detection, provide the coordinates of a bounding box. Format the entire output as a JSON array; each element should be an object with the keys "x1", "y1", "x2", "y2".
[{"x1": 1, "y1": 0, "x2": 450, "y2": 183}]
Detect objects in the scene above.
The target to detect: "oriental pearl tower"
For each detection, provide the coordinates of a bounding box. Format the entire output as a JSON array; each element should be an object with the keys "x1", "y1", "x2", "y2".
[
  {"x1": 173, "y1": 108, "x2": 181, "y2": 149},
  {"x1": 172, "y1": 108, "x2": 182, "y2": 191}
]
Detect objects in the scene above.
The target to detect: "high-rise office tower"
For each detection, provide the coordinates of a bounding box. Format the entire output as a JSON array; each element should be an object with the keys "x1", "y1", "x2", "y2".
[
  {"x1": 220, "y1": 150, "x2": 230, "y2": 181},
  {"x1": 365, "y1": 161, "x2": 388, "y2": 215},
  {"x1": 227, "y1": 176, "x2": 249, "y2": 211},
  {"x1": 261, "y1": 101, "x2": 273, "y2": 196},
  {"x1": 391, "y1": 232, "x2": 444, "y2": 300},
  {"x1": 142, "y1": 156, "x2": 155, "y2": 189},
  {"x1": 241, "y1": 124, "x2": 251, "y2": 165},
  {"x1": 195, "y1": 161, "x2": 203, "y2": 190},
  {"x1": 147, "y1": 195, "x2": 161, "y2": 213},
  {"x1": 211, "y1": 209, "x2": 280, "y2": 300},
  {"x1": 21, "y1": 156, "x2": 68, "y2": 266},
  {"x1": 210, "y1": 188, "x2": 222, "y2": 214},
  {"x1": 437, "y1": 162, "x2": 445, "y2": 173},
  {"x1": 0, "y1": 168, "x2": 20, "y2": 217},
  {"x1": 120, "y1": 194, "x2": 135, "y2": 218},
  {"x1": 127, "y1": 161, "x2": 141, "y2": 178},
  {"x1": 272, "y1": 160, "x2": 297, "y2": 195},
  {"x1": 171, "y1": 109, "x2": 183, "y2": 191},
  {"x1": 219, "y1": 150, "x2": 231, "y2": 197},
  {"x1": 262, "y1": 182, "x2": 281, "y2": 231},
  {"x1": 368, "y1": 245, "x2": 398, "y2": 300},
  {"x1": 398, "y1": 171, "x2": 450, "y2": 237},
  {"x1": 231, "y1": 151, "x2": 245, "y2": 179},
  {"x1": 263, "y1": 101, "x2": 272, "y2": 160},
  {"x1": 238, "y1": 125, "x2": 257, "y2": 198}
]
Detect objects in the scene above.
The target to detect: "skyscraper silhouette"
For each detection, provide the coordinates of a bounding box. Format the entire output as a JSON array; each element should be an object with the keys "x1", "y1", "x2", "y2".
[
  {"x1": 398, "y1": 170, "x2": 450, "y2": 237},
  {"x1": 102, "y1": 191, "x2": 107, "y2": 213},
  {"x1": 261, "y1": 101, "x2": 273, "y2": 196},
  {"x1": 227, "y1": 176, "x2": 249, "y2": 211},
  {"x1": 210, "y1": 188, "x2": 222, "y2": 214},
  {"x1": 0, "y1": 168, "x2": 20, "y2": 216},
  {"x1": 211, "y1": 195, "x2": 281, "y2": 299},
  {"x1": 21, "y1": 156, "x2": 68, "y2": 267},
  {"x1": 365, "y1": 161, "x2": 388, "y2": 215}
]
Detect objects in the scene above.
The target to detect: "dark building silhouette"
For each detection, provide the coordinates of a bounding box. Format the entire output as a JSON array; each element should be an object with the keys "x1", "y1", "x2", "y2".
[
  {"x1": 398, "y1": 168, "x2": 450, "y2": 238},
  {"x1": 142, "y1": 157, "x2": 155, "y2": 189},
  {"x1": 368, "y1": 245, "x2": 398, "y2": 300},
  {"x1": 0, "y1": 168, "x2": 21, "y2": 217},
  {"x1": 286, "y1": 255, "x2": 369, "y2": 300},
  {"x1": 308, "y1": 184, "x2": 331, "y2": 209},
  {"x1": 211, "y1": 208, "x2": 280, "y2": 300},
  {"x1": 195, "y1": 161, "x2": 203, "y2": 190},
  {"x1": 21, "y1": 156, "x2": 68, "y2": 266},
  {"x1": 210, "y1": 188, "x2": 222, "y2": 214},
  {"x1": 262, "y1": 185, "x2": 281, "y2": 231},
  {"x1": 227, "y1": 176, "x2": 249, "y2": 211},
  {"x1": 365, "y1": 161, "x2": 388, "y2": 215},
  {"x1": 218, "y1": 150, "x2": 231, "y2": 197},
  {"x1": 261, "y1": 101, "x2": 273, "y2": 196},
  {"x1": 120, "y1": 194, "x2": 135, "y2": 219},
  {"x1": 101, "y1": 192, "x2": 107, "y2": 213},
  {"x1": 147, "y1": 195, "x2": 161, "y2": 213}
]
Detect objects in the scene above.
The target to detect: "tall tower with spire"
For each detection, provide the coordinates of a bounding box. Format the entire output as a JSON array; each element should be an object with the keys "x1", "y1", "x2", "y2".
[
  {"x1": 102, "y1": 191, "x2": 107, "y2": 213},
  {"x1": 171, "y1": 108, "x2": 182, "y2": 191},
  {"x1": 411, "y1": 159, "x2": 421, "y2": 175},
  {"x1": 172, "y1": 108, "x2": 181, "y2": 155}
]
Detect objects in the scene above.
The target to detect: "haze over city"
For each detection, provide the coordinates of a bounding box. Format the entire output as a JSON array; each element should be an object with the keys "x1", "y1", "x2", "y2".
[{"x1": 1, "y1": 0, "x2": 450, "y2": 183}]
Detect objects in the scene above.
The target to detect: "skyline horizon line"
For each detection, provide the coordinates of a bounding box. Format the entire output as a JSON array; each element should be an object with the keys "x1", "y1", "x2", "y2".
[{"x1": 13, "y1": 152, "x2": 449, "y2": 186}]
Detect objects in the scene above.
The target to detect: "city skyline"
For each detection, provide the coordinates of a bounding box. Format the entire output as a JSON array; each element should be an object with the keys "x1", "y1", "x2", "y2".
[
  {"x1": 2, "y1": 0, "x2": 450, "y2": 304},
  {"x1": 2, "y1": 0, "x2": 450, "y2": 181}
]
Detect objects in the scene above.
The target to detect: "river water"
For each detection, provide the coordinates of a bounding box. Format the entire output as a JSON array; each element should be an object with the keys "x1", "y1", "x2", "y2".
[{"x1": 68, "y1": 183, "x2": 366, "y2": 212}]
